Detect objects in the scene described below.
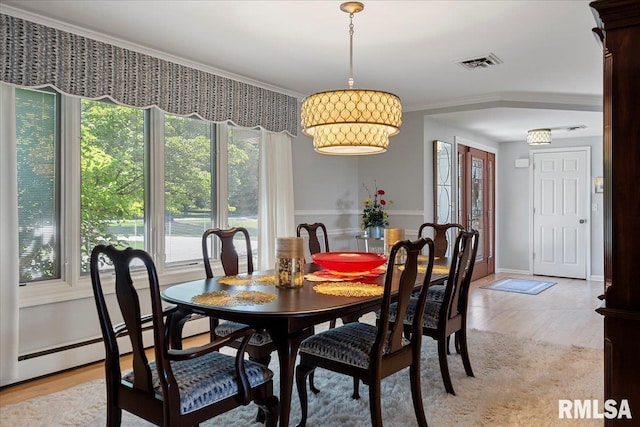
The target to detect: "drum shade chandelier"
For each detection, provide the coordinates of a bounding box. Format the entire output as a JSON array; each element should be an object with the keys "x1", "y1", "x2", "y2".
[
  {"x1": 527, "y1": 128, "x2": 552, "y2": 145},
  {"x1": 301, "y1": 2, "x2": 402, "y2": 155}
]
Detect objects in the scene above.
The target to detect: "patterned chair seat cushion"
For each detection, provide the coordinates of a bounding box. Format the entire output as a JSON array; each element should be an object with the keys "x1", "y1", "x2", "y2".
[
  {"x1": 215, "y1": 321, "x2": 273, "y2": 346},
  {"x1": 299, "y1": 322, "x2": 408, "y2": 369},
  {"x1": 122, "y1": 350, "x2": 273, "y2": 414},
  {"x1": 383, "y1": 284, "x2": 446, "y2": 329}
]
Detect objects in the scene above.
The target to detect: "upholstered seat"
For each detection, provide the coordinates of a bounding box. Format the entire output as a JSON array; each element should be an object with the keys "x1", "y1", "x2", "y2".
[
  {"x1": 387, "y1": 285, "x2": 446, "y2": 328},
  {"x1": 122, "y1": 351, "x2": 273, "y2": 414},
  {"x1": 299, "y1": 322, "x2": 410, "y2": 369},
  {"x1": 215, "y1": 321, "x2": 273, "y2": 346}
]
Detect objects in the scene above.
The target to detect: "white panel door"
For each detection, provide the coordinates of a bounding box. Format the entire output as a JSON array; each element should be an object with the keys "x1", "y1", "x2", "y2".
[{"x1": 533, "y1": 149, "x2": 588, "y2": 279}]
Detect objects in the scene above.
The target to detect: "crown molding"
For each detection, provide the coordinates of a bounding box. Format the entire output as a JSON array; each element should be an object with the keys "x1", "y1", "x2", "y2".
[
  {"x1": 405, "y1": 91, "x2": 602, "y2": 114},
  {"x1": 0, "y1": 5, "x2": 304, "y2": 100}
]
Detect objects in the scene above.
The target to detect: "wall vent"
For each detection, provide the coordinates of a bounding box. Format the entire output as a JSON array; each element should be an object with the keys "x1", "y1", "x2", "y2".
[{"x1": 457, "y1": 53, "x2": 503, "y2": 70}]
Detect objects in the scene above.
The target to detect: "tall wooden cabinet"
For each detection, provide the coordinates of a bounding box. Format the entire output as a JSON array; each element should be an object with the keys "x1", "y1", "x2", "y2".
[{"x1": 590, "y1": 0, "x2": 640, "y2": 424}]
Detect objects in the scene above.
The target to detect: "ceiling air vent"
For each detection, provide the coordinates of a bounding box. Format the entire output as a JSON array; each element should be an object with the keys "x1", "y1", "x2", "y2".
[{"x1": 457, "y1": 53, "x2": 503, "y2": 70}]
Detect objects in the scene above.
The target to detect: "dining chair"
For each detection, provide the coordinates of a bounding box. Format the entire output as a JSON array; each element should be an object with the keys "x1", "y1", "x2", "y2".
[
  {"x1": 89, "y1": 244, "x2": 279, "y2": 427},
  {"x1": 202, "y1": 228, "x2": 275, "y2": 372},
  {"x1": 296, "y1": 222, "x2": 336, "y2": 332},
  {"x1": 296, "y1": 222, "x2": 330, "y2": 257},
  {"x1": 387, "y1": 228, "x2": 479, "y2": 395},
  {"x1": 295, "y1": 237, "x2": 436, "y2": 427},
  {"x1": 295, "y1": 222, "x2": 334, "y2": 391},
  {"x1": 418, "y1": 222, "x2": 465, "y2": 258}
]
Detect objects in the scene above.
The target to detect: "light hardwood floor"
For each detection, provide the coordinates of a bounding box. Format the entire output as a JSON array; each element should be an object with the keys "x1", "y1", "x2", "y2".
[{"x1": 0, "y1": 272, "x2": 603, "y2": 408}]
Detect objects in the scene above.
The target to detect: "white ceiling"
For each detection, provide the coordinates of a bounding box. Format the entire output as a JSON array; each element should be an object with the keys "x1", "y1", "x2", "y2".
[{"x1": 2, "y1": 0, "x2": 604, "y2": 143}]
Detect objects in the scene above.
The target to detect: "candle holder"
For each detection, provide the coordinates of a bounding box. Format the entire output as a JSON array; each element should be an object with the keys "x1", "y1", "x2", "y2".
[
  {"x1": 384, "y1": 228, "x2": 405, "y2": 264},
  {"x1": 275, "y1": 237, "x2": 305, "y2": 288}
]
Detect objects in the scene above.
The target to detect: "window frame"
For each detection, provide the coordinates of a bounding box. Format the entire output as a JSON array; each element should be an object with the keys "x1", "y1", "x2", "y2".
[{"x1": 16, "y1": 91, "x2": 239, "y2": 307}]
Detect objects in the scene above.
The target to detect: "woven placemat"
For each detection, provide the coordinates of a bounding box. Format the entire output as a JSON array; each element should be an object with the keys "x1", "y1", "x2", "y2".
[
  {"x1": 217, "y1": 274, "x2": 277, "y2": 286},
  {"x1": 313, "y1": 281, "x2": 384, "y2": 297},
  {"x1": 397, "y1": 264, "x2": 450, "y2": 274},
  {"x1": 191, "y1": 290, "x2": 276, "y2": 306}
]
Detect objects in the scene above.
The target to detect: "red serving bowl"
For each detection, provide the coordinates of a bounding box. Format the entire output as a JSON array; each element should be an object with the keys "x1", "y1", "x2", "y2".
[{"x1": 311, "y1": 252, "x2": 388, "y2": 273}]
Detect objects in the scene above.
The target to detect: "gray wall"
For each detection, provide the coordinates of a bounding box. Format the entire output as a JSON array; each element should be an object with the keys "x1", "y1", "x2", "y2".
[{"x1": 292, "y1": 112, "x2": 603, "y2": 279}]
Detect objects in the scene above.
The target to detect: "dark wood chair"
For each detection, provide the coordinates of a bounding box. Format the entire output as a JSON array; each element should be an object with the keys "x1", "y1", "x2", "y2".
[
  {"x1": 295, "y1": 223, "x2": 334, "y2": 390},
  {"x1": 388, "y1": 229, "x2": 479, "y2": 395},
  {"x1": 418, "y1": 222, "x2": 465, "y2": 258},
  {"x1": 90, "y1": 244, "x2": 279, "y2": 427},
  {"x1": 296, "y1": 222, "x2": 335, "y2": 331},
  {"x1": 295, "y1": 237, "x2": 436, "y2": 427},
  {"x1": 202, "y1": 227, "x2": 275, "y2": 372},
  {"x1": 296, "y1": 222, "x2": 330, "y2": 256}
]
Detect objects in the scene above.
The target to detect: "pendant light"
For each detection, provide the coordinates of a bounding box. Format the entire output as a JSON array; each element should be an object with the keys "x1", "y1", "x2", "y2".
[
  {"x1": 300, "y1": 2, "x2": 402, "y2": 155},
  {"x1": 527, "y1": 129, "x2": 552, "y2": 145}
]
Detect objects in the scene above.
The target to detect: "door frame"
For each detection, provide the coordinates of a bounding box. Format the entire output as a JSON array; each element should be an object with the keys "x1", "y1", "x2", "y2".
[
  {"x1": 454, "y1": 136, "x2": 498, "y2": 274},
  {"x1": 528, "y1": 146, "x2": 591, "y2": 279}
]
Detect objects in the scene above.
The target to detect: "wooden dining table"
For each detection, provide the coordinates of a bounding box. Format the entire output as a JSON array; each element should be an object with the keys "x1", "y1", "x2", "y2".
[{"x1": 161, "y1": 262, "x2": 448, "y2": 426}]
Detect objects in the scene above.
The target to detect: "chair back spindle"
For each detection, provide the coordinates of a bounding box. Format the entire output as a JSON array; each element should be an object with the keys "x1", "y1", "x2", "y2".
[
  {"x1": 418, "y1": 222, "x2": 464, "y2": 258},
  {"x1": 202, "y1": 227, "x2": 253, "y2": 277},
  {"x1": 296, "y1": 222, "x2": 330, "y2": 258}
]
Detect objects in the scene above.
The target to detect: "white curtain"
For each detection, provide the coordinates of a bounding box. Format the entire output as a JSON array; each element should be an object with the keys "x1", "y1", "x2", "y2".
[
  {"x1": 257, "y1": 130, "x2": 295, "y2": 270},
  {"x1": 0, "y1": 83, "x2": 20, "y2": 384}
]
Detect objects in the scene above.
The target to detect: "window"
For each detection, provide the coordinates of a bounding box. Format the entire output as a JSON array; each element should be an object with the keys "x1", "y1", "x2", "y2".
[
  {"x1": 164, "y1": 114, "x2": 216, "y2": 264},
  {"x1": 12, "y1": 87, "x2": 262, "y2": 291},
  {"x1": 80, "y1": 100, "x2": 145, "y2": 273},
  {"x1": 227, "y1": 126, "x2": 260, "y2": 259},
  {"x1": 16, "y1": 88, "x2": 60, "y2": 283}
]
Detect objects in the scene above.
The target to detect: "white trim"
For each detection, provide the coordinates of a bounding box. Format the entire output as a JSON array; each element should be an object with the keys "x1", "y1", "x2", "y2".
[
  {"x1": 454, "y1": 136, "x2": 498, "y2": 156},
  {"x1": 529, "y1": 146, "x2": 591, "y2": 280},
  {"x1": 407, "y1": 91, "x2": 602, "y2": 113},
  {"x1": 0, "y1": 5, "x2": 304, "y2": 100},
  {"x1": 496, "y1": 268, "x2": 532, "y2": 275},
  {"x1": 148, "y1": 107, "x2": 165, "y2": 266},
  {"x1": 590, "y1": 275, "x2": 604, "y2": 282},
  {"x1": 295, "y1": 209, "x2": 424, "y2": 217}
]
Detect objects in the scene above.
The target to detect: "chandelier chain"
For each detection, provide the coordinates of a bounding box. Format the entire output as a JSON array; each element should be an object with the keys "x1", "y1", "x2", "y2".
[{"x1": 348, "y1": 13, "x2": 355, "y2": 89}]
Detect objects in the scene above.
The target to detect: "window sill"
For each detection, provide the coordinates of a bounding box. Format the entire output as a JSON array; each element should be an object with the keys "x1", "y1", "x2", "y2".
[{"x1": 18, "y1": 262, "x2": 232, "y2": 308}]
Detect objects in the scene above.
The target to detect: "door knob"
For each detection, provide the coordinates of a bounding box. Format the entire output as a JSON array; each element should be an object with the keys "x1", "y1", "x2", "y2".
[{"x1": 579, "y1": 219, "x2": 586, "y2": 224}]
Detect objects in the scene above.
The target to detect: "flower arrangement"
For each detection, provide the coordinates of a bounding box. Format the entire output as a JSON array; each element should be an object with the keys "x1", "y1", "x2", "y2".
[{"x1": 362, "y1": 182, "x2": 390, "y2": 229}]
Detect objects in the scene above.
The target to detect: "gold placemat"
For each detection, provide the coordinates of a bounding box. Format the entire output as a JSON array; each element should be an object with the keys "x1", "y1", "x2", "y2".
[
  {"x1": 217, "y1": 274, "x2": 277, "y2": 286},
  {"x1": 191, "y1": 290, "x2": 276, "y2": 306},
  {"x1": 397, "y1": 264, "x2": 450, "y2": 274},
  {"x1": 433, "y1": 265, "x2": 450, "y2": 275},
  {"x1": 313, "y1": 281, "x2": 384, "y2": 297}
]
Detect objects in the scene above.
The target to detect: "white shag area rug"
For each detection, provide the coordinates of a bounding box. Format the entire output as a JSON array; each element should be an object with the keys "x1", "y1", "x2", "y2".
[{"x1": 0, "y1": 329, "x2": 602, "y2": 427}]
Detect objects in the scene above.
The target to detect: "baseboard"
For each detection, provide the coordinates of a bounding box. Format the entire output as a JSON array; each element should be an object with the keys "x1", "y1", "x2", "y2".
[
  {"x1": 589, "y1": 275, "x2": 604, "y2": 282},
  {"x1": 3, "y1": 317, "x2": 210, "y2": 387},
  {"x1": 495, "y1": 268, "x2": 531, "y2": 275}
]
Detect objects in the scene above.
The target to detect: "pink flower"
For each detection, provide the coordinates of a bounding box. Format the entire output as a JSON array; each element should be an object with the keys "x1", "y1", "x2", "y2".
[
  {"x1": 380, "y1": 200, "x2": 386, "y2": 205},
  {"x1": 378, "y1": 189, "x2": 385, "y2": 195}
]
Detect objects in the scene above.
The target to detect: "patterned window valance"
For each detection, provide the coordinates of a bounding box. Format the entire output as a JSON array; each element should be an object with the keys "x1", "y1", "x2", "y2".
[{"x1": 0, "y1": 14, "x2": 298, "y2": 136}]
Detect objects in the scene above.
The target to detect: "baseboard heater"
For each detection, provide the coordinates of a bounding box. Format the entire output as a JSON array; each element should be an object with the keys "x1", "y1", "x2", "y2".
[{"x1": 18, "y1": 312, "x2": 208, "y2": 361}]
